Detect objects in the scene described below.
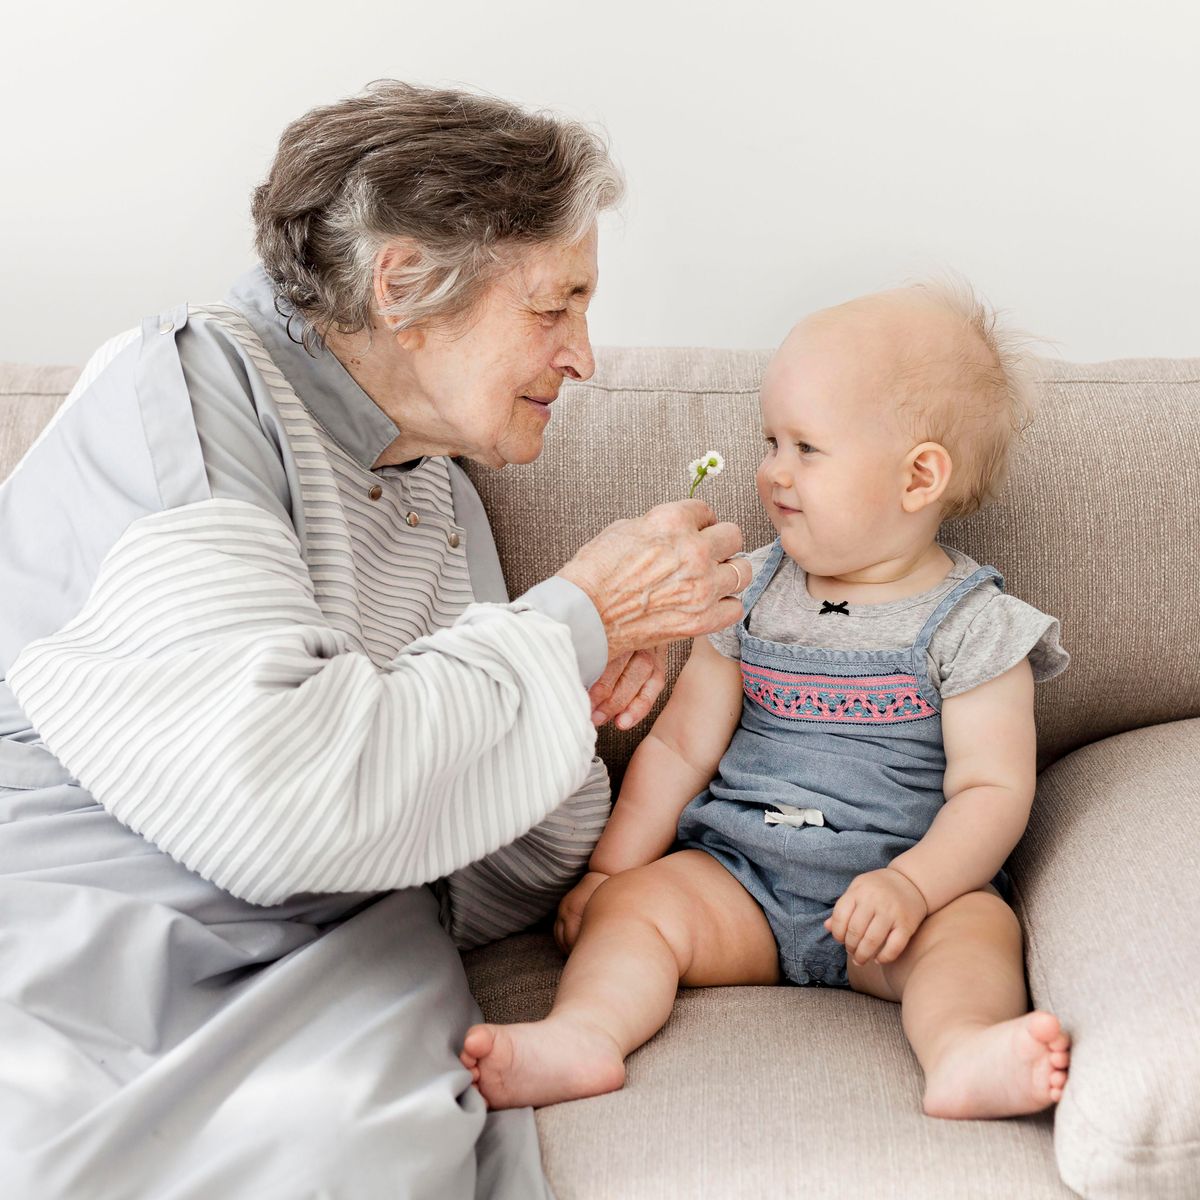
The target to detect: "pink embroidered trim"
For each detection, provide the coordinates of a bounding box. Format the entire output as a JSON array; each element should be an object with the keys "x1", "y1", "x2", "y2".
[{"x1": 742, "y1": 663, "x2": 937, "y2": 723}]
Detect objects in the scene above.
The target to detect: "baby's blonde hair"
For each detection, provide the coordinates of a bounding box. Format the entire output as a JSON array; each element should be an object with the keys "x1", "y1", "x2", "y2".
[{"x1": 891, "y1": 273, "x2": 1039, "y2": 521}]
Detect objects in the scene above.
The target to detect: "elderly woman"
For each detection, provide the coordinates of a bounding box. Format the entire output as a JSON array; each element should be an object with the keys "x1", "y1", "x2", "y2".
[{"x1": 0, "y1": 83, "x2": 747, "y2": 1198}]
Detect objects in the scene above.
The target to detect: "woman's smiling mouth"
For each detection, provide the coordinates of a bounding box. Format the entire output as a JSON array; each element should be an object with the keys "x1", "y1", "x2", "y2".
[{"x1": 521, "y1": 395, "x2": 555, "y2": 419}]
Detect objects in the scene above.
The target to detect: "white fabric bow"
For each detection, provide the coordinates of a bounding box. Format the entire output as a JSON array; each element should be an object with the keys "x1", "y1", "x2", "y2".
[{"x1": 764, "y1": 803, "x2": 825, "y2": 828}]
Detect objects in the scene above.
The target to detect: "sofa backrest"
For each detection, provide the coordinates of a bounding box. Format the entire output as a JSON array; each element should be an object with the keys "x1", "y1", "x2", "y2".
[
  {"x1": 0, "y1": 364, "x2": 76, "y2": 482},
  {"x1": 462, "y1": 348, "x2": 1200, "y2": 782},
  {"x1": 4, "y1": 350, "x2": 1198, "y2": 783}
]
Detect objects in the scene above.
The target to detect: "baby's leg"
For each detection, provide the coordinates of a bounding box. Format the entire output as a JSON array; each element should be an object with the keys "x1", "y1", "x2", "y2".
[
  {"x1": 847, "y1": 888, "x2": 1070, "y2": 1119},
  {"x1": 461, "y1": 849, "x2": 779, "y2": 1109}
]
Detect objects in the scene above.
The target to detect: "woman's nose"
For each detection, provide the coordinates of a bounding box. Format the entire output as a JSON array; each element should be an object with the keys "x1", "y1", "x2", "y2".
[{"x1": 557, "y1": 313, "x2": 595, "y2": 382}]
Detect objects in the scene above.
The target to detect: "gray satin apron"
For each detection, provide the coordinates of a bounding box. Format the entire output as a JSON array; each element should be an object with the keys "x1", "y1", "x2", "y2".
[{"x1": 0, "y1": 719, "x2": 555, "y2": 1200}]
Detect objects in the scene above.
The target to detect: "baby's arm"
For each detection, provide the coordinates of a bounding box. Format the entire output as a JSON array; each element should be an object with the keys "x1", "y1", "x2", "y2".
[
  {"x1": 555, "y1": 637, "x2": 742, "y2": 950},
  {"x1": 827, "y1": 657, "x2": 1036, "y2": 967},
  {"x1": 889, "y1": 657, "x2": 1036, "y2": 914},
  {"x1": 590, "y1": 635, "x2": 743, "y2": 874}
]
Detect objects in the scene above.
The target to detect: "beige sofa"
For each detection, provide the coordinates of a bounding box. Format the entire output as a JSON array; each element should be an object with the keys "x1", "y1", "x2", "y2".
[{"x1": 3, "y1": 350, "x2": 1198, "y2": 1200}]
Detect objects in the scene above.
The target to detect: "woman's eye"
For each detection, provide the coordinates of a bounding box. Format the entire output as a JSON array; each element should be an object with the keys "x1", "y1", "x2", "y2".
[{"x1": 541, "y1": 309, "x2": 567, "y2": 320}]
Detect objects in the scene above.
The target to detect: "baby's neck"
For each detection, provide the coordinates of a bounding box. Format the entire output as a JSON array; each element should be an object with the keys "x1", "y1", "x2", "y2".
[{"x1": 805, "y1": 543, "x2": 954, "y2": 605}]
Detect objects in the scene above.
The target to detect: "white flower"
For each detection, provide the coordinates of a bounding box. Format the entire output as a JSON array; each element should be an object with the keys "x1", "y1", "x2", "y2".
[{"x1": 686, "y1": 449, "x2": 727, "y2": 498}]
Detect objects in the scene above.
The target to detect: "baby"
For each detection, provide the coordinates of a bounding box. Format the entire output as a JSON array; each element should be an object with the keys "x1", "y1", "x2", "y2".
[{"x1": 461, "y1": 278, "x2": 1072, "y2": 1119}]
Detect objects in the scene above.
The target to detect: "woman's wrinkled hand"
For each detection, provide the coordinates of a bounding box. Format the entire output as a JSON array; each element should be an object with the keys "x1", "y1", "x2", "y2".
[
  {"x1": 558, "y1": 500, "x2": 747, "y2": 662},
  {"x1": 588, "y1": 644, "x2": 668, "y2": 729},
  {"x1": 554, "y1": 871, "x2": 610, "y2": 954},
  {"x1": 824, "y1": 866, "x2": 929, "y2": 967}
]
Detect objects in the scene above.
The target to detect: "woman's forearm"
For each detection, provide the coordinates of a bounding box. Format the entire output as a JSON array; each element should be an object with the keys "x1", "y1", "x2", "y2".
[
  {"x1": 7, "y1": 502, "x2": 598, "y2": 906},
  {"x1": 888, "y1": 784, "x2": 1033, "y2": 915},
  {"x1": 589, "y1": 733, "x2": 712, "y2": 875}
]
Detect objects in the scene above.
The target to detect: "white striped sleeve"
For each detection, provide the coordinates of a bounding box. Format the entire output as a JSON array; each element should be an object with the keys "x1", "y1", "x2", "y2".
[
  {"x1": 7, "y1": 498, "x2": 597, "y2": 906},
  {"x1": 436, "y1": 754, "x2": 611, "y2": 949}
]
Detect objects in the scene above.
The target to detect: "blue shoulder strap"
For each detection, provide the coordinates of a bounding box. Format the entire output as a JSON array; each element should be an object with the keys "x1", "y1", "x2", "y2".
[
  {"x1": 912, "y1": 564, "x2": 1005, "y2": 663},
  {"x1": 739, "y1": 538, "x2": 786, "y2": 625}
]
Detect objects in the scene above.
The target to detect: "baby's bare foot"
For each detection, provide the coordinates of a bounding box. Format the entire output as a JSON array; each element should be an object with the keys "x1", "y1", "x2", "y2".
[
  {"x1": 921, "y1": 1010, "x2": 1071, "y2": 1120},
  {"x1": 459, "y1": 1017, "x2": 626, "y2": 1110}
]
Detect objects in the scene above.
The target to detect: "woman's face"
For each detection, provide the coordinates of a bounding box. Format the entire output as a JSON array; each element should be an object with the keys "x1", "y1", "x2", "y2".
[{"x1": 403, "y1": 228, "x2": 599, "y2": 469}]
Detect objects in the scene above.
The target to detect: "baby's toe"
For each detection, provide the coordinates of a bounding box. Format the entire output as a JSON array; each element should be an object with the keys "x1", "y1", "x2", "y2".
[
  {"x1": 1027, "y1": 1011, "x2": 1061, "y2": 1045},
  {"x1": 463, "y1": 1024, "x2": 496, "y2": 1059}
]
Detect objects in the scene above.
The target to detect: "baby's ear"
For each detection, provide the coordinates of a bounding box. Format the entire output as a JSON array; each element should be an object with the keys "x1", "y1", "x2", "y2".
[{"x1": 901, "y1": 441, "x2": 953, "y2": 514}]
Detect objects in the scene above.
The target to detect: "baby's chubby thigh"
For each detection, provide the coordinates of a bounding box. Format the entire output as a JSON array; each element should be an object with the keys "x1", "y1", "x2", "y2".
[{"x1": 582, "y1": 850, "x2": 781, "y2": 987}]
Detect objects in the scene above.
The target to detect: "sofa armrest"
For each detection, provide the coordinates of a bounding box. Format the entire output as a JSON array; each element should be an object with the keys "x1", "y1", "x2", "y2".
[{"x1": 1011, "y1": 717, "x2": 1200, "y2": 1199}]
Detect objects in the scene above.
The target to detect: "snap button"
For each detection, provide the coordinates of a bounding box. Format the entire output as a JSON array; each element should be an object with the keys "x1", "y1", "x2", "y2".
[
  {"x1": 159, "y1": 322, "x2": 174, "y2": 335},
  {"x1": 448, "y1": 531, "x2": 461, "y2": 548},
  {"x1": 405, "y1": 511, "x2": 420, "y2": 527},
  {"x1": 367, "y1": 484, "x2": 383, "y2": 501}
]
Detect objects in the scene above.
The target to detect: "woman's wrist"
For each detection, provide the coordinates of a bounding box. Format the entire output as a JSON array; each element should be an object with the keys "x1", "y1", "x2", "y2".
[{"x1": 520, "y1": 576, "x2": 609, "y2": 686}]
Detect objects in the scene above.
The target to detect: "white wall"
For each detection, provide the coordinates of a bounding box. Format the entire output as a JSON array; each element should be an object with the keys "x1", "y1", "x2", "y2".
[{"x1": 2, "y1": 0, "x2": 1197, "y2": 365}]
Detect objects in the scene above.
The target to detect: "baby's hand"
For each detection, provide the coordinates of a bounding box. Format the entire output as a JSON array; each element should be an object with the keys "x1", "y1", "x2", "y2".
[
  {"x1": 824, "y1": 867, "x2": 929, "y2": 967},
  {"x1": 554, "y1": 871, "x2": 610, "y2": 954}
]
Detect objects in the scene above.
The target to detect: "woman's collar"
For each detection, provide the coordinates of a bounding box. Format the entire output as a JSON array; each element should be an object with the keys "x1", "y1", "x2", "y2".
[{"x1": 225, "y1": 266, "x2": 410, "y2": 472}]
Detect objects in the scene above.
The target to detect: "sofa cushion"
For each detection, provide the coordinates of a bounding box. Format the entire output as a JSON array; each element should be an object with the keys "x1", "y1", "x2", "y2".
[
  {"x1": 464, "y1": 933, "x2": 1075, "y2": 1199},
  {"x1": 463, "y1": 349, "x2": 1200, "y2": 782},
  {"x1": 1011, "y1": 717, "x2": 1200, "y2": 1199}
]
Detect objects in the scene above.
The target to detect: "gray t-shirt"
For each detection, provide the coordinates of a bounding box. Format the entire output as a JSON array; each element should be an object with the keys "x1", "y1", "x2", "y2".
[{"x1": 710, "y1": 542, "x2": 1069, "y2": 699}]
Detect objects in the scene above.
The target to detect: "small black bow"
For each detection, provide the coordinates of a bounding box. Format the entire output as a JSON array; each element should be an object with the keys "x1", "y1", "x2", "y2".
[{"x1": 819, "y1": 600, "x2": 850, "y2": 616}]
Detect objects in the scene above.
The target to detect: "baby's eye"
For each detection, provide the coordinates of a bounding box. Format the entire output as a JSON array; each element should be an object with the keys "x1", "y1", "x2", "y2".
[{"x1": 763, "y1": 437, "x2": 814, "y2": 455}]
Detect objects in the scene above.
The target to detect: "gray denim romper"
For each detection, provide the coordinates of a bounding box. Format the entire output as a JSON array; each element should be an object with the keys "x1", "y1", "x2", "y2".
[{"x1": 677, "y1": 537, "x2": 1013, "y2": 988}]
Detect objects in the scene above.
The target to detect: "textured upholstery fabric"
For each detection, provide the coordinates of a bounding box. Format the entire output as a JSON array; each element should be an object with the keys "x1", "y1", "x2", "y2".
[
  {"x1": 0, "y1": 362, "x2": 78, "y2": 481},
  {"x1": 1012, "y1": 718, "x2": 1200, "y2": 1199},
  {"x1": 465, "y1": 933, "x2": 1075, "y2": 1199},
  {"x1": 5, "y1": 351, "x2": 1199, "y2": 1199},
  {"x1": 462, "y1": 349, "x2": 1200, "y2": 783}
]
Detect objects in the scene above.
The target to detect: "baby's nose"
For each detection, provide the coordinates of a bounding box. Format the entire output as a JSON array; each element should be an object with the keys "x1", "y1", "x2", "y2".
[{"x1": 765, "y1": 460, "x2": 792, "y2": 487}]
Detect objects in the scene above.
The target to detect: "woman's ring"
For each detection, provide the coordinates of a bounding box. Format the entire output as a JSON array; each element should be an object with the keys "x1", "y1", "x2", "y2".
[{"x1": 726, "y1": 558, "x2": 748, "y2": 596}]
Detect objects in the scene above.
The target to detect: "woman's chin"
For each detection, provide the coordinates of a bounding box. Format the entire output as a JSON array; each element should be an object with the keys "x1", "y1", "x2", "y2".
[
  {"x1": 469, "y1": 439, "x2": 544, "y2": 470},
  {"x1": 501, "y1": 432, "x2": 548, "y2": 466}
]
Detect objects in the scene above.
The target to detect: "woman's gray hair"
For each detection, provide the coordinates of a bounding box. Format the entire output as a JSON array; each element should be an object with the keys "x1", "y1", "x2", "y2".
[{"x1": 251, "y1": 80, "x2": 624, "y2": 350}]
